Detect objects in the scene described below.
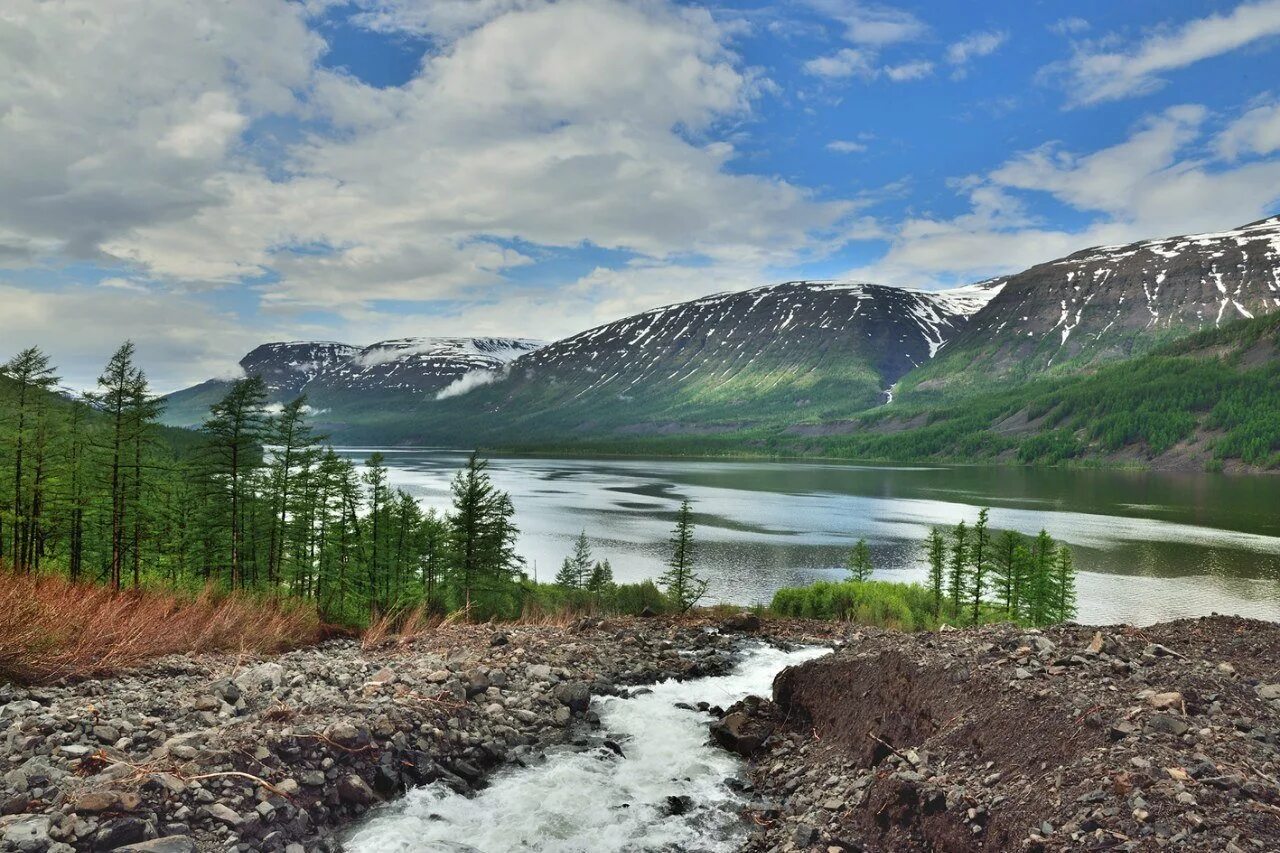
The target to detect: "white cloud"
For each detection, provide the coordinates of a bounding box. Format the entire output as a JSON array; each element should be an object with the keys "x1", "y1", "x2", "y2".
[
  {"x1": 1, "y1": 0, "x2": 851, "y2": 313},
  {"x1": 847, "y1": 104, "x2": 1280, "y2": 287},
  {"x1": 805, "y1": 0, "x2": 926, "y2": 45},
  {"x1": 945, "y1": 30, "x2": 1006, "y2": 78},
  {"x1": 1051, "y1": 17, "x2": 1090, "y2": 36},
  {"x1": 0, "y1": 285, "x2": 277, "y2": 393},
  {"x1": 1216, "y1": 98, "x2": 1280, "y2": 159},
  {"x1": 805, "y1": 48, "x2": 878, "y2": 79},
  {"x1": 435, "y1": 369, "x2": 504, "y2": 399},
  {"x1": 884, "y1": 60, "x2": 933, "y2": 81},
  {"x1": 827, "y1": 140, "x2": 868, "y2": 153},
  {"x1": 1060, "y1": 0, "x2": 1280, "y2": 106}
]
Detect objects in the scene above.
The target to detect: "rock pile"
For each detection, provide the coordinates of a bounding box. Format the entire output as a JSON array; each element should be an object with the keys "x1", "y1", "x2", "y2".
[
  {"x1": 727, "y1": 616, "x2": 1280, "y2": 852},
  {"x1": 0, "y1": 618, "x2": 752, "y2": 852}
]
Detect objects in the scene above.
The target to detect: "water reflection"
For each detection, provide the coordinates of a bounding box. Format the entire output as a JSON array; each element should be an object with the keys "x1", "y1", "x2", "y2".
[{"x1": 336, "y1": 449, "x2": 1280, "y2": 626}]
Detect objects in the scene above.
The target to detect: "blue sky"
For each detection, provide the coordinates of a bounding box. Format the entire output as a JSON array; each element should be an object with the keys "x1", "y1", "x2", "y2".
[{"x1": 2, "y1": 0, "x2": 1280, "y2": 389}]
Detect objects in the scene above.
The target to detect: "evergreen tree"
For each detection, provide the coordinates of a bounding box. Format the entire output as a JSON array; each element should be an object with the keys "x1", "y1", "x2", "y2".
[
  {"x1": 993, "y1": 529, "x2": 1023, "y2": 614},
  {"x1": 1050, "y1": 544, "x2": 1078, "y2": 623},
  {"x1": 199, "y1": 376, "x2": 269, "y2": 589},
  {"x1": 660, "y1": 499, "x2": 708, "y2": 613},
  {"x1": 1025, "y1": 529, "x2": 1056, "y2": 625},
  {"x1": 587, "y1": 559, "x2": 615, "y2": 596},
  {"x1": 265, "y1": 397, "x2": 319, "y2": 587},
  {"x1": 0, "y1": 347, "x2": 59, "y2": 573},
  {"x1": 925, "y1": 528, "x2": 946, "y2": 616},
  {"x1": 969, "y1": 508, "x2": 991, "y2": 625},
  {"x1": 445, "y1": 452, "x2": 522, "y2": 613},
  {"x1": 419, "y1": 508, "x2": 448, "y2": 612},
  {"x1": 947, "y1": 520, "x2": 968, "y2": 618},
  {"x1": 555, "y1": 530, "x2": 593, "y2": 589},
  {"x1": 845, "y1": 538, "x2": 873, "y2": 582}
]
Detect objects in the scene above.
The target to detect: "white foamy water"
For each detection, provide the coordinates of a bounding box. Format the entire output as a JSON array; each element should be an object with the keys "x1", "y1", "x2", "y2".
[{"x1": 346, "y1": 644, "x2": 829, "y2": 853}]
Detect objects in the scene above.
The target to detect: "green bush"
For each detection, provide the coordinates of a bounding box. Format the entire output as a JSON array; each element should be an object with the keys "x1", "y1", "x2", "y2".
[{"x1": 769, "y1": 579, "x2": 938, "y2": 631}]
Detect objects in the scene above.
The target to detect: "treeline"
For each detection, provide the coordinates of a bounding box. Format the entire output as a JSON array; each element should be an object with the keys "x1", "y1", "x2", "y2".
[
  {"x1": 0, "y1": 344, "x2": 724, "y2": 627},
  {"x1": 772, "y1": 508, "x2": 1078, "y2": 629},
  {"x1": 0, "y1": 344, "x2": 543, "y2": 624}
]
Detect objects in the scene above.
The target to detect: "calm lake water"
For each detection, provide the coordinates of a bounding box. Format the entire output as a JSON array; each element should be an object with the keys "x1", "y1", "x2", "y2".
[{"x1": 338, "y1": 449, "x2": 1280, "y2": 626}]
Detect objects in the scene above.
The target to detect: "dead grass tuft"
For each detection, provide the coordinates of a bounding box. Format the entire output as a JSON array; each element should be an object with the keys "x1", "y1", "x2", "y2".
[{"x1": 0, "y1": 572, "x2": 324, "y2": 684}]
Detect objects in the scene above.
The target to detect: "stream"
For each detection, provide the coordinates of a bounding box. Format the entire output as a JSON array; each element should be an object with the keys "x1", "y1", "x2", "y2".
[{"x1": 346, "y1": 643, "x2": 829, "y2": 852}]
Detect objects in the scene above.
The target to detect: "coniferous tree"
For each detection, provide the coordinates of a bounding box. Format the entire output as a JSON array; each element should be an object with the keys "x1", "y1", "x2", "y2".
[
  {"x1": 1, "y1": 347, "x2": 60, "y2": 572},
  {"x1": 265, "y1": 397, "x2": 319, "y2": 587},
  {"x1": 200, "y1": 376, "x2": 269, "y2": 589},
  {"x1": 445, "y1": 452, "x2": 522, "y2": 613},
  {"x1": 555, "y1": 530, "x2": 594, "y2": 589},
  {"x1": 925, "y1": 528, "x2": 947, "y2": 616},
  {"x1": 846, "y1": 538, "x2": 873, "y2": 582},
  {"x1": 969, "y1": 508, "x2": 991, "y2": 625},
  {"x1": 947, "y1": 520, "x2": 968, "y2": 618},
  {"x1": 587, "y1": 559, "x2": 614, "y2": 597},
  {"x1": 993, "y1": 529, "x2": 1023, "y2": 614},
  {"x1": 660, "y1": 499, "x2": 708, "y2": 613},
  {"x1": 1025, "y1": 529, "x2": 1056, "y2": 625},
  {"x1": 1050, "y1": 544, "x2": 1078, "y2": 623},
  {"x1": 419, "y1": 508, "x2": 448, "y2": 612}
]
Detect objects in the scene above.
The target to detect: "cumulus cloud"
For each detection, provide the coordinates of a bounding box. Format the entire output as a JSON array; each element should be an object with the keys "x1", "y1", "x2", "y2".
[
  {"x1": 1058, "y1": 0, "x2": 1280, "y2": 106},
  {"x1": 846, "y1": 104, "x2": 1280, "y2": 287},
  {"x1": 884, "y1": 60, "x2": 934, "y2": 81}
]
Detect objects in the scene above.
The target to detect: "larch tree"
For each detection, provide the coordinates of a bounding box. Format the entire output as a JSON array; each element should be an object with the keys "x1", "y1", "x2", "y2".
[
  {"x1": 969, "y1": 508, "x2": 991, "y2": 625},
  {"x1": 925, "y1": 528, "x2": 947, "y2": 616},
  {"x1": 947, "y1": 520, "x2": 968, "y2": 618},
  {"x1": 200, "y1": 376, "x2": 269, "y2": 589},
  {"x1": 1, "y1": 347, "x2": 59, "y2": 573},
  {"x1": 846, "y1": 538, "x2": 873, "y2": 583},
  {"x1": 660, "y1": 499, "x2": 708, "y2": 613}
]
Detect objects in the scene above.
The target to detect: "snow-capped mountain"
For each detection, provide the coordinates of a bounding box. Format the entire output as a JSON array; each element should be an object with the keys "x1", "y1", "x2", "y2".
[
  {"x1": 161, "y1": 337, "x2": 545, "y2": 426},
  {"x1": 308, "y1": 337, "x2": 544, "y2": 396},
  {"x1": 239, "y1": 341, "x2": 360, "y2": 398},
  {"x1": 506, "y1": 280, "x2": 1001, "y2": 403},
  {"x1": 909, "y1": 216, "x2": 1280, "y2": 392}
]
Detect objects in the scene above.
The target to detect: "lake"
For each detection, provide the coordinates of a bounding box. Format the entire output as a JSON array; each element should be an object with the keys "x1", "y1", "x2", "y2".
[{"x1": 336, "y1": 449, "x2": 1280, "y2": 626}]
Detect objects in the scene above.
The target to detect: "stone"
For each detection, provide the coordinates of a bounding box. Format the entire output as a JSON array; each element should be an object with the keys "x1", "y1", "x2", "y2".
[
  {"x1": 115, "y1": 837, "x2": 198, "y2": 853},
  {"x1": 324, "y1": 720, "x2": 362, "y2": 746},
  {"x1": 552, "y1": 682, "x2": 591, "y2": 714},
  {"x1": 92, "y1": 817, "x2": 149, "y2": 849},
  {"x1": 1148, "y1": 714, "x2": 1190, "y2": 737},
  {"x1": 1148, "y1": 691, "x2": 1183, "y2": 710},
  {"x1": 367, "y1": 667, "x2": 397, "y2": 686},
  {"x1": 710, "y1": 711, "x2": 772, "y2": 757},
  {"x1": 720, "y1": 612, "x2": 762, "y2": 632},
  {"x1": 1257, "y1": 684, "x2": 1280, "y2": 702},
  {"x1": 72, "y1": 789, "x2": 142, "y2": 813},
  {"x1": 234, "y1": 662, "x2": 286, "y2": 694},
  {"x1": 1, "y1": 815, "x2": 52, "y2": 853},
  {"x1": 201, "y1": 804, "x2": 242, "y2": 826},
  {"x1": 527, "y1": 664, "x2": 553, "y2": 681},
  {"x1": 337, "y1": 774, "x2": 376, "y2": 806}
]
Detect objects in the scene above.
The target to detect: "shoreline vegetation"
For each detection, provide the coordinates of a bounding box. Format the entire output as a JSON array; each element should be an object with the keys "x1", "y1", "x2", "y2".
[{"x1": 3, "y1": 342, "x2": 1079, "y2": 686}]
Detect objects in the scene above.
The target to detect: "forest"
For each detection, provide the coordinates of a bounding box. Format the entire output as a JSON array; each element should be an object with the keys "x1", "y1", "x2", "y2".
[{"x1": 0, "y1": 343, "x2": 659, "y2": 629}]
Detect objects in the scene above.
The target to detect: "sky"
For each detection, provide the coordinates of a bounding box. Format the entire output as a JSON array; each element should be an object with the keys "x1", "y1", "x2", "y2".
[{"x1": 3, "y1": 0, "x2": 1280, "y2": 391}]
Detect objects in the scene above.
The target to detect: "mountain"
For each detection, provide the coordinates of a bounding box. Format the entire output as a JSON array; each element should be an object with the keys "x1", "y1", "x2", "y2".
[
  {"x1": 162, "y1": 337, "x2": 543, "y2": 427},
  {"x1": 901, "y1": 216, "x2": 1280, "y2": 397},
  {"x1": 406, "y1": 281, "x2": 1003, "y2": 443}
]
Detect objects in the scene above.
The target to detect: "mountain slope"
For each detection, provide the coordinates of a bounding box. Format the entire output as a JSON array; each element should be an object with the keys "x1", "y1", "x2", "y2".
[
  {"x1": 411, "y1": 281, "x2": 1001, "y2": 443},
  {"x1": 902, "y1": 217, "x2": 1280, "y2": 398},
  {"x1": 161, "y1": 337, "x2": 543, "y2": 427}
]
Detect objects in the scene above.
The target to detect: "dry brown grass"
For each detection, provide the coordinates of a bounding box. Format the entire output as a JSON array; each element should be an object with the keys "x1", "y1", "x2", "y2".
[
  {"x1": 360, "y1": 604, "x2": 446, "y2": 649},
  {"x1": 0, "y1": 572, "x2": 325, "y2": 684}
]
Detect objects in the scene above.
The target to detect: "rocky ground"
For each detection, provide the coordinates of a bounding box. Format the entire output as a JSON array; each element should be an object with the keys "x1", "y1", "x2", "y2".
[
  {"x1": 0, "y1": 614, "x2": 836, "y2": 853},
  {"x1": 4, "y1": 614, "x2": 1278, "y2": 853},
  {"x1": 720, "y1": 615, "x2": 1280, "y2": 852}
]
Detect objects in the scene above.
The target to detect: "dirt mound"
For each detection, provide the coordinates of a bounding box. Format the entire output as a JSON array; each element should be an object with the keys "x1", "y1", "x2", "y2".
[{"x1": 736, "y1": 616, "x2": 1280, "y2": 852}]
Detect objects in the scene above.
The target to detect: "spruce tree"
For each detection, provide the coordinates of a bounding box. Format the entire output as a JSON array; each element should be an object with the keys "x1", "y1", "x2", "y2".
[
  {"x1": 1025, "y1": 529, "x2": 1056, "y2": 625},
  {"x1": 846, "y1": 538, "x2": 873, "y2": 582},
  {"x1": 925, "y1": 528, "x2": 946, "y2": 616},
  {"x1": 660, "y1": 499, "x2": 708, "y2": 613},
  {"x1": 265, "y1": 397, "x2": 319, "y2": 586}
]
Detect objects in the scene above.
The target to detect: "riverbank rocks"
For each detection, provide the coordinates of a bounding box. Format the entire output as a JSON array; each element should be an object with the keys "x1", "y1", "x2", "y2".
[
  {"x1": 0, "y1": 617, "x2": 849, "y2": 852},
  {"x1": 728, "y1": 615, "x2": 1280, "y2": 853}
]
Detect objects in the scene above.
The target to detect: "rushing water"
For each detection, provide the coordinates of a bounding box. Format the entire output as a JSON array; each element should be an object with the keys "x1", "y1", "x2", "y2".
[
  {"x1": 337, "y1": 449, "x2": 1280, "y2": 625},
  {"x1": 346, "y1": 644, "x2": 828, "y2": 852}
]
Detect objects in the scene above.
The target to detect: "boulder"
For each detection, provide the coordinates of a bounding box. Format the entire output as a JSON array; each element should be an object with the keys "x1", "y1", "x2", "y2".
[
  {"x1": 720, "y1": 612, "x2": 762, "y2": 632},
  {"x1": 233, "y1": 663, "x2": 286, "y2": 695},
  {"x1": 116, "y1": 838, "x2": 198, "y2": 853},
  {"x1": 710, "y1": 710, "x2": 774, "y2": 757},
  {"x1": 337, "y1": 774, "x2": 376, "y2": 806},
  {"x1": 552, "y1": 682, "x2": 591, "y2": 714}
]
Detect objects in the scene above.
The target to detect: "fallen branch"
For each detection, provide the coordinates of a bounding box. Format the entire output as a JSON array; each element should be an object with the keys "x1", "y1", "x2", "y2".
[{"x1": 867, "y1": 730, "x2": 918, "y2": 770}]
